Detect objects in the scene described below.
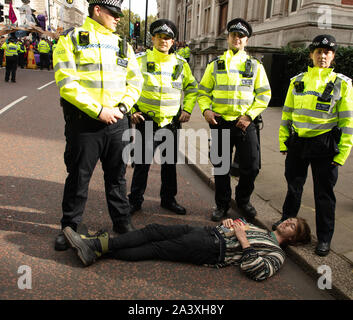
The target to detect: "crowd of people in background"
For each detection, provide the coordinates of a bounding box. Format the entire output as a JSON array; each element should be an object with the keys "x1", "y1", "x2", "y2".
[{"x1": 0, "y1": 33, "x2": 57, "y2": 72}]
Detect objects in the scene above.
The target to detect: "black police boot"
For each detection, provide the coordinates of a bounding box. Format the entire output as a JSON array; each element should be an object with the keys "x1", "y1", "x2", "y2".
[
  {"x1": 237, "y1": 203, "x2": 257, "y2": 220},
  {"x1": 55, "y1": 231, "x2": 69, "y2": 251},
  {"x1": 315, "y1": 242, "x2": 331, "y2": 257},
  {"x1": 211, "y1": 207, "x2": 229, "y2": 222},
  {"x1": 113, "y1": 222, "x2": 135, "y2": 234},
  {"x1": 63, "y1": 227, "x2": 110, "y2": 266},
  {"x1": 161, "y1": 200, "x2": 186, "y2": 215}
]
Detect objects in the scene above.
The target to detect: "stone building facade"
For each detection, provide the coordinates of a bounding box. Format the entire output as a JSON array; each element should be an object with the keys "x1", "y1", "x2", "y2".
[
  {"x1": 1, "y1": 0, "x2": 88, "y2": 30},
  {"x1": 156, "y1": 0, "x2": 353, "y2": 104}
]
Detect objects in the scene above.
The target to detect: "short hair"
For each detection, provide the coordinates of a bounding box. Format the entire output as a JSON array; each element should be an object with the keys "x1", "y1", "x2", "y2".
[
  {"x1": 287, "y1": 217, "x2": 311, "y2": 246},
  {"x1": 88, "y1": 4, "x2": 96, "y2": 18}
]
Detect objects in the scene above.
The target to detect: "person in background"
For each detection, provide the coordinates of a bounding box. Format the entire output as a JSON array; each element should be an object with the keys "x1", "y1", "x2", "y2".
[{"x1": 1, "y1": 35, "x2": 19, "y2": 83}]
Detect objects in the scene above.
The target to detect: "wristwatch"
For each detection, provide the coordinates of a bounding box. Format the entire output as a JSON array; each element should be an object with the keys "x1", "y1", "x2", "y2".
[{"x1": 118, "y1": 103, "x2": 128, "y2": 115}]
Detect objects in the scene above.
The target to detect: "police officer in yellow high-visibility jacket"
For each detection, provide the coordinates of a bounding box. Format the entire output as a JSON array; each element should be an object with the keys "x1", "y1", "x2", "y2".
[
  {"x1": 1, "y1": 36, "x2": 19, "y2": 82},
  {"x1": 198, "y1": 18, "x2": 271, "y2": 222},
  {"x1": 128, "y1": 19, "x2": 198, "y2": 216},
  {"x1": 53, "y1": 0, "x2": 143, "y2": 251},
  {"x1": 37, "y1": 37, "x2": 51, "y2": 70},
  {"x1": 275, "y1": 35, "x2": 353, "y2": 257}
]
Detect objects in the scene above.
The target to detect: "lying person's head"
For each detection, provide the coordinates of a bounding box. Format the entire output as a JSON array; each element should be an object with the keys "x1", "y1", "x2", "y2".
[{"x1": 275, "y1": 217, "x2": 311, "y2": 247}]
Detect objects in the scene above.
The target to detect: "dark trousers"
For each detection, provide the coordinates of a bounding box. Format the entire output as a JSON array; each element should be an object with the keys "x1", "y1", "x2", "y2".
[
  {"x1": 61, "y1": 105, "x2": 130, "y2": 230},
  {"x1": 282, "y1": 151, "x2": 338, "y2": 243},
  {"x1": 40, "y1": 53, "x2": 50, "y2": 70},
  {"x1": 129, "y1": 120, "x2": 178, "y2": 205},
  {"x1": 110, "y1": 223, "x2": 220, "y2": 265},
  {"x1": 210, "y1": 119, "x2": 260, "y2": 209},
  {"x1": 18, "y1": 53, "x2": 25, "y2": 68},
  {"x1": 5, "y1": 56, "x2": 18, "y2": 82}
]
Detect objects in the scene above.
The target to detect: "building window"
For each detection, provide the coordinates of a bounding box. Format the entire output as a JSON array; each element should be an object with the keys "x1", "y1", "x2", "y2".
[
  {"x1": 289, "y1": 0, "x2": 300, "y2": 13},
  {"x1": 196, "y1": 3, "x2": 200, "y2": 36},
  {"x1": 265, "y1": 0, "x2": 273, "y2": 19},
  {"x1": 186, "y1": 5, "x2": 192, "y2": 40},
  {"x1": 218, "y1": 1, "x2": 228, "y2": 35},
  {"x1": 203, "y1": 0, "x2": 211, "y2": 34}
]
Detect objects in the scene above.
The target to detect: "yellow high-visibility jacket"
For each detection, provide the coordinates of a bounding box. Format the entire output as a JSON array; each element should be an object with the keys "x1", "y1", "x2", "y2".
[
  {"x1": 1, "y1": 42, "x2": 19, "y2": 56},
  {"x1": 133, "y1": 47, "x2": 198, "y2": 127},
  {"x1": 279, "y1": 66, "x2": 353, "y2": 165},
  {"x1": 53, "y1": 17, "x2": 143, "y2": 119},
  {"x1": 198, "y1": 49, "x2": 271, "y2": 121},
  {"x1": 38, "y1": 40, "x2": 50, "y2": 54}
]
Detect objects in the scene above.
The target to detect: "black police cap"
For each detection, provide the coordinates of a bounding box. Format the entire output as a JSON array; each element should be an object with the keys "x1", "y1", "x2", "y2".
[
  {"x1": 227, "y1": 18, "x2": 252, "y2": 38},
  {"x1": 150, "y1": 19, "x2": 178, "y2": 39},
  {"x1": 87, "y1": 0, "x2": 124, "y2": 17},
  {"x1": 309, "y1": 34, "x2": 337, "y2": 52}
]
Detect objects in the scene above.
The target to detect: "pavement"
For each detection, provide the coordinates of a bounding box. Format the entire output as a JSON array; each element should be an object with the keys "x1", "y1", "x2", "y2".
[{"x1": 183, "y1": 105, "x2": 353, "y2": 300}]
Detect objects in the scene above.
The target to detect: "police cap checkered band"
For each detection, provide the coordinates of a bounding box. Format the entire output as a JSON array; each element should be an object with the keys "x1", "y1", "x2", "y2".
[
  {"x1": 150, "y1": 19, "x2": 178, "y2": 38},
  {"x1": 227, "y1": 18, "x2": 252, "y2": 38},
  {"x1": 87, "y1": 0, "x2": 123, "y2": 9},
  {"x1": 310, "y1": 34, "x2": 337, "y2": 52}
]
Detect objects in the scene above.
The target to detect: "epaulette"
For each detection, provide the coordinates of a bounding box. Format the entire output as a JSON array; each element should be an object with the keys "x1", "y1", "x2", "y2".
[
  {"x1": 336, "y1": 73, "x2": 352, "y2": 84},
  {"x1": 290, "y1": 72, "x2": 305, "y2": 81},
  {"x1": 62, "y1": 27, "x2": 75, "y2": 37},
  {"x1": 135, "y1": 51, "x2": 147, "y2": 59},
  {"x1": 208, "y1": 56, "x2": 221, "y2": 65},
  {"x1": 176, "y1": 53, "x2": 187, "y2": 63},
  {"x1": 249, "y1": 55, "x2": 262, "y2": 64}
]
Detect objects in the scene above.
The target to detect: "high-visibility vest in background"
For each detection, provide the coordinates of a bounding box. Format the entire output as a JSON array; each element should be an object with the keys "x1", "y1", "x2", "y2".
[{"x1": 38, "y1": 40, "x2": 50, "y2": 53}]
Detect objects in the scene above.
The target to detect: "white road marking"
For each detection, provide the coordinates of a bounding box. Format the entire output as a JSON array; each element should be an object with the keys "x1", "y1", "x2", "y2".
[
  {"x1": 0, "y1": 96, "x2": 28, "y2": 116},
  {"x1": 37, "y1": 80, "x2": 56, "y2": 90}
]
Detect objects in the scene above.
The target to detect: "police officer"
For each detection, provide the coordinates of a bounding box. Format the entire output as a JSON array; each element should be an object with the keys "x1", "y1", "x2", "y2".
[
  {"x1": 53, "y1": 0, "x2": 143, "y2": 251},
  {"x1": 128, "y1": 19, "x2": 198, "y2": 215},
  {"x1": 37, "y1": 37, "x2": 51, "y2": 70},
  {"x1": 1, "y1": 35, "x2": 19, "y2": 83},
  {"x1": 17, "y1": 39, "x2": 26, "y2": 68},
  {"x1": 198, "y1": 18, "x2": 271, "y2": 222},
  {"x1": 274, "y1": 34, "x2": 353, "y2": 256}
]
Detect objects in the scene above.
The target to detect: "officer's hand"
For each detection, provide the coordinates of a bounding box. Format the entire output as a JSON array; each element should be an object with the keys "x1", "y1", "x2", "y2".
[
  {"x1": 131, "y1": 112, "x2": 145, "y2": 124},
  {"x1": 98, "y1": 107, "x2": 119, "y2": 125},
  {"x1": 179, "y1": 111, "x2": 191, "y2": 123},
  {"x1": 204, "y1": 110, "x2": 220, "y2": 125},
  {"x1": 281, "y1": 151, "x2": 288, "y2": 155},
  {"x1": 236, "y1": 115, "x2": 252, "y2": 132},
  {"x1": 222, "y1": 219, "x2": 234, "y2": 228}
]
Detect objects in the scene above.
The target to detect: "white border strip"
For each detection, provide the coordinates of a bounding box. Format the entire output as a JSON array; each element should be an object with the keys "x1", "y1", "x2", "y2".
[
  {"x1": 0, "y1": 96, "x2": 28, "y2": 116},
  {"x1": 37, "y1": 80, "x2": 56, "y2": 91}
]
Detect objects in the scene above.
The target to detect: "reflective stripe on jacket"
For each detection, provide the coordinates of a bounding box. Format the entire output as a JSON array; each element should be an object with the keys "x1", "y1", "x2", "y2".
[
  {"x1": 53, "y1": 17, "x2": 143, "y2": 119},
  {"x1": 2, "y1": 42, "x2": 19, "y2": 56},
  {"x1": 198, "y1": 49, "x2": 271, "y2": 121},
  {"x1": 279, "y1": 66, "x2": 353, "y2": 165},
  {"x1": 135, "y1": 47, "x2": 198, "y2": 127}
]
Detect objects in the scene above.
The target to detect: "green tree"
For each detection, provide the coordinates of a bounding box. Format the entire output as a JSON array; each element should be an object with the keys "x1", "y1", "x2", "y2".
[{"x1": 116, "y1": 9, "x2": 157, "y2": 48}]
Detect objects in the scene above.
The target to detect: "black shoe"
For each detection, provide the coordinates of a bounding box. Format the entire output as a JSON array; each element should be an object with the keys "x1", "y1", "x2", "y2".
[
  {"x1": 211, "y1": 207, "x2": 228, "y2": 222},
  {"x1": 5, "y1": 80, "x2": 9, "y2": 82},
  {"x1": 237, "y1": 203, "x2": 257, "y2": 219},
  {"x1": 272, "y1": 219, "x2": 285, "y2": 231},
  {"x1": 113, "y1": 222, "x2": 135, "y2": 234},
  {"x1": 55, "y1": 231, "x2": 70, "y2": 251},
  {"x1": 129, "y1": 203, "x2": 142, "y2": 215},
  {"x1": 315, "y1": 242, "x2": 330, "y2": 257},
  {"x1": 161, "y1": 200, "x2": 186, "y2": 215},
  {"x1": 63, "y1": 227, "x2": 109, "y2": 266},
  {"x1": 11, "y1": 80, "x2": 16, "y2": 83}
]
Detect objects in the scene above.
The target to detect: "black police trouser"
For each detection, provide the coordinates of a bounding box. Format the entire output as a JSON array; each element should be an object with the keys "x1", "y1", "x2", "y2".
[
  {"x1": 18, "y1": 53, "x2": 25, "y2": 68},
  {"x1": 110, "y1": 223, "x2": 221, "y2": 265},
  {"x1": 210, "y1": 119, "x2": 259, "y2": 209},
  {"x1": 282, "y1": 151, "x2": 338, "y2": 243},
  {"x1": 61, "y1": 108, "x2": 131, "y2": 230},
  {"x1": 5, "y1": 56, "x2": 18, "y2": 82},
  {"x1": 129, "y1": 120, "x2": 178, "y2": 206},
  {"x1": 40, "y1": 53, "x2": 49, "y2": 69}
]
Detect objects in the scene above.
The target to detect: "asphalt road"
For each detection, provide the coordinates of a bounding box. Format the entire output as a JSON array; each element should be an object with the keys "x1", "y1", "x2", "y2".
[{"x1": 0, "y1": 68, "x2": 334, "y2": 301}]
